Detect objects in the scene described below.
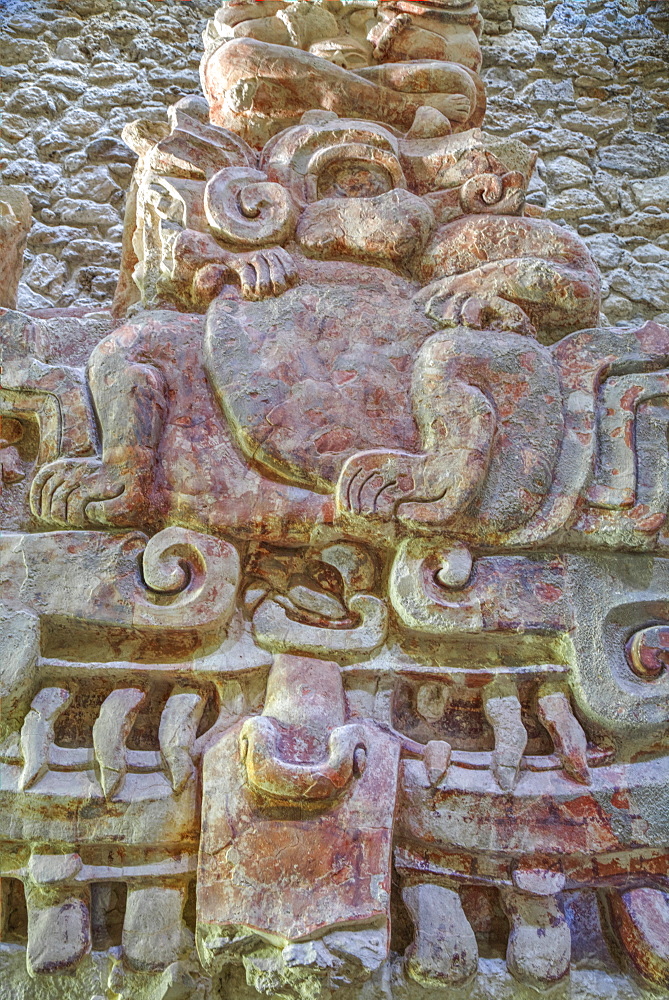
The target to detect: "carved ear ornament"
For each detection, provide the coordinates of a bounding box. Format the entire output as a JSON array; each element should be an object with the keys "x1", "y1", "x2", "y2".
[
  {"x1": 205, "y1": 166, "x2": 298, "y2": 247},
  {"x1": 458, "y1": 170, "x2": 526, "y2": 215},
  {"x1": 626, "y1": 625, "x2": 669, "y2": 680}
]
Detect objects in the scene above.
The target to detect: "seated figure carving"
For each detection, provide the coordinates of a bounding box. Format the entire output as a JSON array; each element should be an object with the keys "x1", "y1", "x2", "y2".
[
  {"x1": 4, "y1": 1, "x2": 669, "y2": 557},
  {"x1": 201, "y1": 0, "x2": 485, "y2": 146}
]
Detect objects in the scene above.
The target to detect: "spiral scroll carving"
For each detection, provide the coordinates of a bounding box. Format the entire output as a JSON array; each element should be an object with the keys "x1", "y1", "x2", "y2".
[
  {"x1": 137, "y1": 526, "x2": 240, "y2": 631},
  {"x1": 459, "y1": 171, "x2": 526, "y2": 216},
  {"x1": 204, "y1": 166, "x2": 298, "y2": 247}
]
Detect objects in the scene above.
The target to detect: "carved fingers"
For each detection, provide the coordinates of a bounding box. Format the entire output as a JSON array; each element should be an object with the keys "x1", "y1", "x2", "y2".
[
  {"x1": 422, "y1": 283, "x2": 537, "y2": 337},
  {"x1": 335, "y1": 449, "x2": 425, "y2": 520},
  {"x1": 29, "y1": 456, "x2": 154, "y2": 529},
  {"x1": 229, "y1": 246, "x2": 299, "y2": 301}
]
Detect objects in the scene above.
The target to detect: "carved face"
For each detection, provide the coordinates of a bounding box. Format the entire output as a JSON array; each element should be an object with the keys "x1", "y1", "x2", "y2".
[{"x1": 261, "y1": 117, "x2": 436, "y2": 268}]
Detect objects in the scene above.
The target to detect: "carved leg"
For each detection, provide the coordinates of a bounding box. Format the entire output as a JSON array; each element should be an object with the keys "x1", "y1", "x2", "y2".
[
  {"x1": 402, "y1": 882, "x2": 478, "y2": 989},
  {"x1": 25, "y1": 856, "x2": 91, "y2": 976},
  {"x1": 482, "y1": 679, "x2": 527, "y2": 792},
  {"x1": 123, "y1": 886, "x2": 189, "y2": 972},
  {"x1": 501, "y1": 887, "x2": 570, "y2": 990},
  {"x1": 338, "y1": 327, "x2": 564, "y2": 537},
  {"x1": 203, "y1": 38, "x2": 438, "y2": 144},
  {"x1": 608, "y1": 887, "x2": 669, "y2": 989},
  {"x1": 335, "y1": 348, "x2": 494, "y2": 529},
  {"x1": 30, "y1": 330, "x2": 168, "y2": 529},
  {"x1": 356, "y1": 60, "x2": 479, "y2": 125}
]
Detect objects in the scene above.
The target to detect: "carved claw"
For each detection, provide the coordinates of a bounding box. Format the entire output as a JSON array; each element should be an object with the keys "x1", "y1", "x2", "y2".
[
  {"x1": 419, "y1": 280, "x2": 536, "y2": 337},
  {"x1": 483, "y1": 685, "x2": 528, "y2": 791},
  {"x1": 231, "y1": 247, "x2": 300, "y2": 301},
  {"x1": 19, "y1": 687, "x2": 72, "y2": 790},
  {"x1": 194, "y1": 246, "x2": 300, "y2": 305},
  {"x1": 537, "y1": 690, "x2": 590, "y2": 785},
  {"x1": 423, "y1": 740, "x2": 452, "y2": 788},
  {"x1": 25, "y1": 882, "x2": 92, "y2": 976},
  {"x1": 336, "y1": 448, "x2": 426, "y2": 520},
  {"x1": 123, "y1": 886, "x2": 188, "y2": 972},
  {"x1": 93, "y1": 688, "x2": 145, "y2": 799},
  {"x1": 29, "y1": 453, "x2": 156, "y2": 529},
  {"x1": 159, "y1": 689, "x2": 206, "y2": 793}
]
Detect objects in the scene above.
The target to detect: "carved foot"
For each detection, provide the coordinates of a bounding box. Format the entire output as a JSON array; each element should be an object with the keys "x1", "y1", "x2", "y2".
[
  {"x1": 402, "y1": 883, "x2": 478, "y2": 990},
  {"x1": 29, "y1": 450, "x2": 158, "y2": 528},
  {"x1": 537, "y1": 690, "x2": 590, "y2": 785},
  {"x1": 424, "y1": 92, "x2": 472, "y2": 124}
]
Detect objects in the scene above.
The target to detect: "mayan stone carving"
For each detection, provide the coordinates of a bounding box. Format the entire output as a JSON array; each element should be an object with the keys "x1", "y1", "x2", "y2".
[{"x1": 1, "y1": 3, "x2": 669, "y2": 999}]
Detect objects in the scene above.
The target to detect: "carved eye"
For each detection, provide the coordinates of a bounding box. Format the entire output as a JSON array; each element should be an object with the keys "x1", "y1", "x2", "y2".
[
  {"x1": 317, "y1": 159, "x2": 394, "y2": 200},
  {"x1": 626, "y1": 625, "x2": 669, "y2": 680},
  {"x1": 304, "y1": 141, "x2": 406, "y2": 202}
]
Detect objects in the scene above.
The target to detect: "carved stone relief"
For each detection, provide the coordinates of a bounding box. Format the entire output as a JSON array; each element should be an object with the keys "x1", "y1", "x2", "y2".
[{"x1": 1, "y1": 3, "x2": 669, "y2": 999}]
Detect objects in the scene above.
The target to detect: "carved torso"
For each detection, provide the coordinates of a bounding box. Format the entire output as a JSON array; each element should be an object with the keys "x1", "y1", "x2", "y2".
[{"x1": 1, "y1": 3, "x2": 669, "y2": 999}]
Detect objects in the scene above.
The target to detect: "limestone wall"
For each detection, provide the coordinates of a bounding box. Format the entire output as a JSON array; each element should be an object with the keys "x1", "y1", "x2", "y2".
[{"x1": 1, "y1": 0, "x2": 668, "y2": 325}]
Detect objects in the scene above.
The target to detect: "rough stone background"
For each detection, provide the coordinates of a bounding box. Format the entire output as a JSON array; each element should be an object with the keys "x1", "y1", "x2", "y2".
[{"x1": 0, "y1": 0, "x2": 668, "y2": 326}]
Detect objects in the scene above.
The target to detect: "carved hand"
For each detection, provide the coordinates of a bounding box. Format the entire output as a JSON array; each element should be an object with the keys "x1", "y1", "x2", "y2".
[
  {"x1": 418, "y1": 277, "x2": 536, "y2": 337},
  {"x1": 194, "y1": 246, "x2": 299, "y2": 304},
  {"x1": 29, "y1": 449, "x2": 158, "y2": 529}
]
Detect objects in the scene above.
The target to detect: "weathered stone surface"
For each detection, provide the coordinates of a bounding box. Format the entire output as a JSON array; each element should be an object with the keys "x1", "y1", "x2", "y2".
[{"x1": 1, "y1": 1, "x2": 669, "y2": 998}]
